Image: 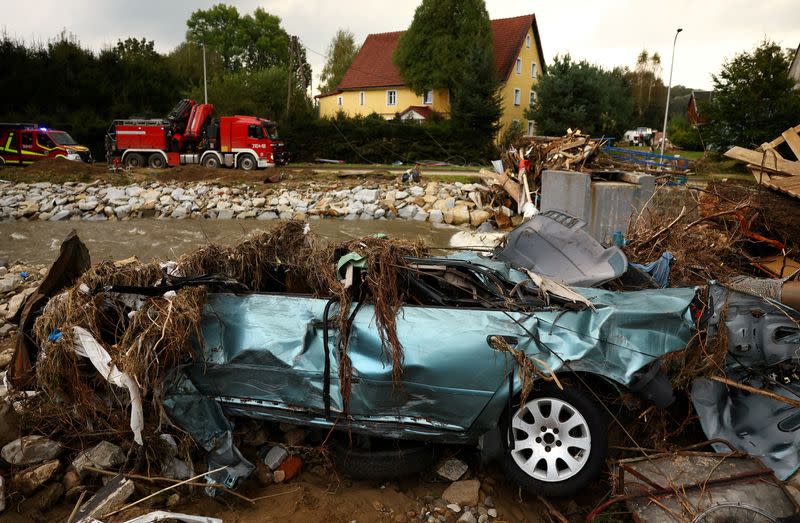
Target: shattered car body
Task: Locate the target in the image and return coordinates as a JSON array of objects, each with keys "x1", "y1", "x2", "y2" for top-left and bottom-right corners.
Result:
[
  {"x1": 693, "y1": 278, "x2": 800, "y2": 480},
  {"x1": 166, "y1": 252, "x2": 697, "y2": 493}
]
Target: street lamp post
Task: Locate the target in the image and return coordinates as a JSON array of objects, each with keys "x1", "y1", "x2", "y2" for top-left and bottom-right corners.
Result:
[
  {"x1": 659, "y1": 28, "x2": 683, "y2": 160},
  {"x1": 202, "y1": 43, "x2": 208, "y2": 104}
]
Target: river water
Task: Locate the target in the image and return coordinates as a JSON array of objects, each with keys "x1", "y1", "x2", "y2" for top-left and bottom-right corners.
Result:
[{"x1": 0, "y1": 219, "x2": 463, "y2": 266}]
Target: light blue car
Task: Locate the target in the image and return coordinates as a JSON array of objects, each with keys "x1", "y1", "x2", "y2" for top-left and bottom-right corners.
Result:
[{"x1": 166, "y1": 253, "x2": 697, "y2": 496}]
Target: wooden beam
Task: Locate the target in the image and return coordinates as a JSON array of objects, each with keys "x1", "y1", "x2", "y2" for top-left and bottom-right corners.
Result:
[
  {"x1": 761, "y1": 123, "x2": 800, "y2": 150},
  {"x1": 725, "y1": 146, "x2": 800, "y2": 176},
  {"x1": 782, "y1": 129, "x2": 800, "y2": 160}
]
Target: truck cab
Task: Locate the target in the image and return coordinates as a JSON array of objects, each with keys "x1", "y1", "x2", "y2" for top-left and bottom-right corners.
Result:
[
  {"x1": 0, "y1": 123, "x2": 92, "y2": 166},
  {"x1": 219, "y1": 116, "x2": 286, "y2": 169}
]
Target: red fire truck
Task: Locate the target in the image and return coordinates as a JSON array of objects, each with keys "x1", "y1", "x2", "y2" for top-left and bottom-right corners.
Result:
[
  {"x1": 0, "y1": 123, "x2": 92, "y2": 166},
  {"x1": 106, "y1": 99, "x2": 286, "y2": 170}
]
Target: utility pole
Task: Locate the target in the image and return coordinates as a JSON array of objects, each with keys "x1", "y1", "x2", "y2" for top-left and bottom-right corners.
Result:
[
  {"x1": 286, "y1": 36, "x2": 296, "y2": 120},
  {"x1": 202, "y1": 43, "x2": 208, "y2": 104},
  {"x1": 660, "y1": 28, "x2": 683, "y2": 160}
]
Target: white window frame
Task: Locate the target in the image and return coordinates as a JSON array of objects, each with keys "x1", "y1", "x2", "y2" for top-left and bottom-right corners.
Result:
[
  {"x1": 515, "y1": 58, "x2": 522, "y2": 75},
  {"x1": 423, "y1": 90, "x2": 433, "y2": 105},
  {"x1": 387, "y1": 90, "x2": 397, "y2": 106},
  {"x1": 526, "y1": 35, "x2": 531, "y2": 48},
  {"x1": 529, "y1": 90, "x2": 536, "y2": 107},
  {"x1": 359, "y1": 91, "x2": 365, "y2": 106},
  {"x1": 337, "y1": 96, "x2": 343, "y2": 107},
  {"x1": 513, "y1": 88, "x2": 521, "y2": 106},
  {"x1": 531, "y1": 62, "x2": 537, "y2": 78},
  {"x1": 527, "y1": 121, "x2": 535, "y2": 136}
]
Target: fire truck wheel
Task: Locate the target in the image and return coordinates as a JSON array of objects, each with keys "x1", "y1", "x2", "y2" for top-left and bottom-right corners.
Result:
[
  {"x1": 148, "y1": 154, "x2": 166, "y2": 169},
  {"x1": 238, "y1": 154, "x2": 257, "y2": 171},
  {"x1": 124, "y1": 153, "x2": 145, "y2": 169},
  {"x1": 202, "y1": 155, "x2": 220, "y2": 168}
]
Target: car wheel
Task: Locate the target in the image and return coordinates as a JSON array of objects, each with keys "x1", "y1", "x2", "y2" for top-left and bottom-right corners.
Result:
[
  {"x1": 330, "y1": 437, "x2": 436, "y2": 480},
  {"x1": 124, "y1": 153, "x2": 145, "y2": 169},
  {"x1": 502, "y1": 383, "x2": 607, "y2": 497},
  {"x1": 148, "y1": 153, "x2": 166, "y2": 169},
  {"x1": 238, "y1": 154, "x2": 257, "y2": 171},
  {"x1": 201, "y1": 154, "x2": 220, "y2": 168}
]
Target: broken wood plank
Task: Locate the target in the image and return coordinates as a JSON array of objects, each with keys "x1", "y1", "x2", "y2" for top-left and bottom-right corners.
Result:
[
  {"x1": 783, "y1": 129, "x2": 800, "y2": 160},
  {"x1": 478, "y1": 168, "x2": 522, "y2": 206},
  {"x1": 760, "y1": 123, "x2": 800, "y2": 150},
  {"x1": 725, "y1": 146, "x2": 800, "y2": 176}
]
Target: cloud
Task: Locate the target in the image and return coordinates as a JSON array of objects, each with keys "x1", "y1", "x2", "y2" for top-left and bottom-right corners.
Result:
[{"x1": 2, "y1": 0, "x2": 798, "y2": 91}]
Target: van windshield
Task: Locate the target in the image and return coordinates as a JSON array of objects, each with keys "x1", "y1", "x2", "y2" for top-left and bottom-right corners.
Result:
[{"x1": 49, "y1": 132, "x2": 79, "y2": 146}]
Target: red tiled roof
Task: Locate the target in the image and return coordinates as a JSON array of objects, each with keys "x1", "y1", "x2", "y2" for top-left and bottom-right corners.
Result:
[
  {"x1": 400, "y1": 106, "x2": 436, "y2": 119},
  {"x1": 335, "y1": 14, "x2": 544, "y2": 91}
]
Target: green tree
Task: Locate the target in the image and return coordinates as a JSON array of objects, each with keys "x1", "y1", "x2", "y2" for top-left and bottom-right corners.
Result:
[
  {"x1": 319, "y1": 29, "x2": 359, "y2": 93},
  {"x1": 707, "y1": 40, "x2": 800, "y2": 149},
  {"x1": 527, "y1": 54, "x2": 633, "y2": 137},
  {"x1": 449, "y1": 38, "x2": 503, "y2": 149},
  {"x1": 239, "y1": 8, "x2": 290, "y2": 69},
  {"x1": 394, "y1": 0, "x2": 501, "y2": 147},
  {"x1": 186, "y1": 4, "x2": 244, "y2": 70},
  {"x1": 393, "y1": 0, "x2": 495, "y2": 93},
  {"x1": 165, "y1": 41, "x2": 226, "y2": 90}
]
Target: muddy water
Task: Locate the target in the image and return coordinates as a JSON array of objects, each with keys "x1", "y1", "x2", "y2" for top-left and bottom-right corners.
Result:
[{"x1": 0, "y1": 219, "x2": 463, "y2": 266}]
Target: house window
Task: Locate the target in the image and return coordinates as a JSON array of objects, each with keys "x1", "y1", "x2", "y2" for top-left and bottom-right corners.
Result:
[
  {"x1": 337, "y1": 96, "x2": 343, "y2": 107},
  {"x1": 387, "y1": 90, "x2": 397, "y2": 106},
  {"x1": 531, "y1": 62, "x2": 537, "y2": 78},
  {"x1": 423, "y1": 90, "x2": 433, "y2": 105},
  {"x1": 526, "y1": 35, "x2": 531, "y2": 48},
  {"x1": 359, "y1": 92, "x2": 365, "y2": 106},
  {"x1": 513, "y1": 88, "x2": 521, "y2": 106},
  {"x1": 529, "y1": 91, "x2": 536, "y2": 107},
  {"x1": 516, "y1": 58, "x2": 521, "y2": 74},
  {"x1": 527, "y1": 121, "x2": 535, "y2": 136}
]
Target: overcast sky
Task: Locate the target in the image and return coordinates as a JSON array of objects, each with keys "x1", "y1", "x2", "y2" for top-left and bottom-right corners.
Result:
[{"x1": 3, "y1": 0, "x2": 798, "y2": 92}]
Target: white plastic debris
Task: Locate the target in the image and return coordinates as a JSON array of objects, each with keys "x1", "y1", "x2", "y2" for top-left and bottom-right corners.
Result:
[
  {"x1": 162, "y1": 290, "x2": 177, "y2": 300},
  {"x1": 159, "y1": 261, "x2": 183, "y2": 277},
  {"x1": 73, "y1": 327, "x2": 144, "y2": 445},
  {"x1": 120, "y1": 511, "x2": 223, "y2": 523}
]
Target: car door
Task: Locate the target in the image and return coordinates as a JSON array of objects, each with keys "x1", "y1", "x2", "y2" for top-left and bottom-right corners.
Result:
[
  {"x1": 188, "y1": 293, "x2": 344, "y2": 417},
  {"x1": 344, "y1": 303, "x2": 531, "y2": 433}
]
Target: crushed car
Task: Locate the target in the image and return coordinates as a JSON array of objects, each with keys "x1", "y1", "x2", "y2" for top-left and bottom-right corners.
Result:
[{"x1": 14, "y1": 222, "x2": 698, "y2": 498}]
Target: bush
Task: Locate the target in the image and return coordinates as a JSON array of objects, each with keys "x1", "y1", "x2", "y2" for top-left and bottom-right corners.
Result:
[
  {"x1": 280, "y1": 113, "x2": 494, "y2": 165},
  {"x1": 668, "y1": 116, "x2": 704, "y2": 151}
]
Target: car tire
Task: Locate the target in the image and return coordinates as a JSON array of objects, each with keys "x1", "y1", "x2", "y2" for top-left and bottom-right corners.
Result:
[
  {"x1": 148, "y1": 153, "x2": 166, "y2": 169},
  {"x1": 238, "y1": 154, "x2": 257, "y2": 171},
  {"x1": 201, "y1": 154, "x2": 220, "y2": 169},
  {"x1": 124, "y1": 153, "x2": 145, "y2": 169},
  {"x1": 330, "y1": 438, "x2": 436, "y2": 480},
  {"x1": 501, "y1": 383, "x2": 607, "y2": 497}
]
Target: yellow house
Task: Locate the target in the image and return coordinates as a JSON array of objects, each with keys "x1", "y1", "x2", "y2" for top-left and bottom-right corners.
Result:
[{"x1": 317, "y1": 14, "x2": 546, "y2": 136}]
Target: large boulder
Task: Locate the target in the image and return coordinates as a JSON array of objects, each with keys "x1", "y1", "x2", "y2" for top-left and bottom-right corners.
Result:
[{"x1": 442, "y1": 479, "x2": 481, "y2": 507}]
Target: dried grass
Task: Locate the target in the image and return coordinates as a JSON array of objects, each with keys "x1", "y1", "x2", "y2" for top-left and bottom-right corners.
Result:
[{"x1": 26, "y1": 221, "x2": 427, "y2": 446}]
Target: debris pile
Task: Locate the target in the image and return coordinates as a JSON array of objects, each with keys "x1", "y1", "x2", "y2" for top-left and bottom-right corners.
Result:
[
  {"x1": 480, "y1": 130, "x2": 603, "y2": 218},
  {"x1": 624, "y1": 180, "x2": 800, "y2": 286}
]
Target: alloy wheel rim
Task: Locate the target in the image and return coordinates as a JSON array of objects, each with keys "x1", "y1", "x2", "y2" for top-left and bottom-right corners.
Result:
[{"x1": 509, "y1": 397, "x2": 591, "y2": 482}]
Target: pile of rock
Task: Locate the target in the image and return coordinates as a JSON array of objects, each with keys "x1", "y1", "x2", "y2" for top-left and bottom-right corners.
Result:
[{"x1": 0, "y1": 180, "x2": 514, "y2": 227}]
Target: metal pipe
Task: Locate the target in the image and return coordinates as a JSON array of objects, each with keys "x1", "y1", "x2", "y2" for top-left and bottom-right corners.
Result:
[{"x1": 659, "y1": 28, "x2": 683, "y2": 160}]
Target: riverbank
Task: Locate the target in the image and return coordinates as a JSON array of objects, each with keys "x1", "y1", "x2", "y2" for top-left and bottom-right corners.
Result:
[{"x1": 0, "y1": 178, "x2": 510, "y2": 227}]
